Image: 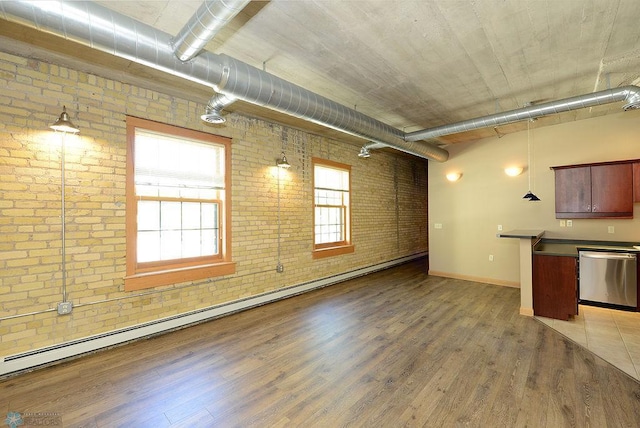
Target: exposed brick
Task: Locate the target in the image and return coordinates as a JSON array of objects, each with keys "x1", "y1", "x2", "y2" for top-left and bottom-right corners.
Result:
[{"x1": 0, "y1": 50, "x2": 428, "y2": 357}]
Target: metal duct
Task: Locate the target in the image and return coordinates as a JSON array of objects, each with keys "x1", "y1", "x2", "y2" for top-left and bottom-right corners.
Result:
[
  {"x1": 201, "y1": 92, "x2": 236, "y2": 123},
  {"x1": 172, "y1": 0, "x2": 251, "y2": 62},
  {"x1": 405, "y1": 86, "x2": 640, "y2": 142},
  {"x1": 0, "y1": 0, "x2": 449, "y2": 162},
  {"x1": 216, "y1": 54, "x2": 450, "y2": 160}
]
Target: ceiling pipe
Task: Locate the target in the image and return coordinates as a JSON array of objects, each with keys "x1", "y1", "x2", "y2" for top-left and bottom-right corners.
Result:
[
  {"x1": 172, "y1": 0, "x2": 251, "y2": 62},
  {"x1": 0, "y1": 0, "x2": 448, "y2": 162},
  {"x1": 173, "y1": 0, "x2": 250, "y2": 123},
  {"x1": 405, "y1": 85, "x2": 640, "y2": 142}
]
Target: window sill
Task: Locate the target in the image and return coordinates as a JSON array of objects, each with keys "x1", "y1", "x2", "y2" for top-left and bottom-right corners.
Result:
[
  {"x1": 125, "y1": 262, "x2": 236, "y2": 291},
  {"x1": 312, "y1": 244, "x2": 355, "y2": 259}
]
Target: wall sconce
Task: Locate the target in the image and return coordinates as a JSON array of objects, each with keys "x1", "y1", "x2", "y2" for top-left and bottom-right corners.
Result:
[
  {"x1": 50, "y1": 106, "x2": 79, "y2": 133},
  {"x1": 50, "y1": 105, "x2": 79, "y2": 315},
  {"x1": 504, "y1": 166, "x2": 523, "y2": 177},
  {"x1": 276, "y1": 152, "x2": 290, "y2": 168},
  {"x1": 446, "y1": 172, "x2": 462, "y2": 182}
]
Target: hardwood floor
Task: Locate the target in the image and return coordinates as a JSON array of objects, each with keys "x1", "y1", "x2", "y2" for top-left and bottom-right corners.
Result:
[{"x1": 2, "y1": 259, "x2": 640, "y2": 427}]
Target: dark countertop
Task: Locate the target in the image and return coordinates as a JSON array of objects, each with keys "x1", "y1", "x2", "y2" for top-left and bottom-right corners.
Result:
[
  {"x1": 497, "y1": 229, "x2": 545, "y2": 239},
  {"x1": 534, "y1": 239, "x2": 640, "y2": 257}
]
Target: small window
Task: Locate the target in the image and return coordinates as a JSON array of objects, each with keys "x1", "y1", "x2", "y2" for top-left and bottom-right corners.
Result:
[
  {"x1": 125, "y1": 117, "x2": 235, "y2": 290},
  {"x1": 312, "y1": 158, "x2": 354, "y2": 259}
]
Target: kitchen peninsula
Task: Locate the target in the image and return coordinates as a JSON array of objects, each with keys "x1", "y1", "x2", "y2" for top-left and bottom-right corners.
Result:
[
  {"x1": 497, "y1": 229, "x2": 545, "y2": 317},
  {"x1": 500, "y1": 230, "x2": 640, "y2": 320}
]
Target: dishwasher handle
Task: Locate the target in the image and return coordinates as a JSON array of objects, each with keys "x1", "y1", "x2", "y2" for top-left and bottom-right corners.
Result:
[{"x1": 579, "y1": 252, "x2": 636, "y2": 260}]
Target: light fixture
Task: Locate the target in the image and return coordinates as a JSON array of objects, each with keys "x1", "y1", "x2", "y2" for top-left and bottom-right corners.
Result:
[
  {"x1": 446, "y1": 172, "x2": 462, "y2": 182},
  {"x1": 50, "y1": 106, "x2": 79, "y2": 133},
  {"x1": 276, "y1": 152, "x2": 290, "y2": 168},
  {"x1": 522, "y1": 116, "x2": 540, "y2": 201},
  {"x1": 358, "y1": 145, "x2": 371, "y2": 158},
  {"x1": 50, "y1": 106, "x2": 79, "y2": 315},
  {"x1": 504, "y1": 166, "x2": 523, "y2": 177},
  {"x1": 275, "y1": 150, "x2": 288, "y2": 273}
]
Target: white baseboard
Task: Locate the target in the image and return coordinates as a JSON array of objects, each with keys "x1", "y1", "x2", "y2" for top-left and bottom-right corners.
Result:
[{"x1": 1, "y1": 253, "x2": 426, "y2": 377}]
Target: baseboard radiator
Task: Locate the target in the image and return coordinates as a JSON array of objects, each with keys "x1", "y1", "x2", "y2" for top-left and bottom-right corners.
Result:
[{"x1": 1, "y1": 253, "x2": 426, "y2": 377}]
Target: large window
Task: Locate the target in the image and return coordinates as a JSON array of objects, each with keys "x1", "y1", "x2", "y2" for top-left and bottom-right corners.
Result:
[
  {"x1": 125, "y1": 117, "x2": 234, "y2": 290},
  {"x1": 312, "y1": 158, "x2": 354, "y2": 259}
]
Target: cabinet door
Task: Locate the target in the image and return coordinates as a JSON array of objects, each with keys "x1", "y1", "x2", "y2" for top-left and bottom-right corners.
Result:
[
  {"x1": 591, "y1": 163, "x2": 633, "y2": 216},
  {"x1": 532, "y1": 255, "x2": 578, "y2": 320},
  {"x1": 633, "y1": 163, "x2": 640, "y2": 203},
  {"x1": 554, "y1": 167, "x2": 591, "y2": 215}
]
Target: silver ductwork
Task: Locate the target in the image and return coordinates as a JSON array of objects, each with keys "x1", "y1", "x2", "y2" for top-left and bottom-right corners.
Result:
[
  {"x1": 172, "y1": 0, "x2": 251, "y2": 62},
  {"x1": 201, "y1": 92, "x2": 236, "y2": 123},
  {"x1": 0, "y1": 0, "x2": 449, "y2": 162},
  {"x1": 405, "y1": 85, "x2": 640, "y2": 142}
]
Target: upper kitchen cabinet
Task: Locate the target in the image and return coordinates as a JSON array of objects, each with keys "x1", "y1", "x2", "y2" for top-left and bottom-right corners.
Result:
[
  {"x1": 552, "y1": 160, "x2": 635, "y2": 219},
  {"x1": 634, "y1": 162, "x2": 640, "y2": 203}
]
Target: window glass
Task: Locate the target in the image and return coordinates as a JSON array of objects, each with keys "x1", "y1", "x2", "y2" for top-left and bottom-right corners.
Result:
[{"x1": 313, "y1": 159, "x2": 353, "y2": 257}]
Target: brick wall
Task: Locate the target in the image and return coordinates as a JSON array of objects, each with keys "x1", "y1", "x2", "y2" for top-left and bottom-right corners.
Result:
[{"x1": 0, "y1": 50, "x2": 428, "y2": 356}]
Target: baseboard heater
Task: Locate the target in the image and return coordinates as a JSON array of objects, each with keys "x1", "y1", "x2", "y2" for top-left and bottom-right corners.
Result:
[{"x1": 1, "y1": 253, "x2": 426, "y2": 377}]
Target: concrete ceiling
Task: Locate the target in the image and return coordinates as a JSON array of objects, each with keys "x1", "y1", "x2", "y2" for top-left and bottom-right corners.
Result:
[{"x1": 2, "y1": 0, "x2": 640, "y2": 148}]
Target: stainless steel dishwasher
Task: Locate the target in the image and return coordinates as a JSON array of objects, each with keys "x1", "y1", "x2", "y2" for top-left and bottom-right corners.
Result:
[{"x1": 579, "y1": 251, "x2": 637, "y2": 309}]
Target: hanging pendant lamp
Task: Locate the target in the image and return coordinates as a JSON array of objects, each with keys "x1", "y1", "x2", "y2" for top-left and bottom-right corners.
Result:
[{"x1": 522, "y1": 117, "x2": 540, "y2": 201}]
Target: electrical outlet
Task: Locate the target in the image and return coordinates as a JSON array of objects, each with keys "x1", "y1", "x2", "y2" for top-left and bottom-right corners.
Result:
[
  {"x1": 497, "y1": 225, "x2": 503, "y2": 231},
  {"x1": 608, "y1": 226, "x2": 615, "y2": 234},
  {"x1": 566, "y1": 220, "x2": 573, "y2": 227},
  {"x1": 489, "y1": 254, "x2": 494, "y2": 262},
  {"x1": 560, "y1": 220, "x2": 566, "y2": 227},
  {"x1": 434, "y1": 223, "x2": 443, "y2": 229},
  {"x1": 57, "y1": 301, "x2": 73, "y2": 315},
  {"x1": 276, "y1": 263, "x2": 284, "y2": 273}
]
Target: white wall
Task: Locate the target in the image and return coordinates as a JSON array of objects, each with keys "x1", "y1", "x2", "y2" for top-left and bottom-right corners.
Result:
[{"x1": 428, "y1": 109, "x2": 640, "y2": 286}]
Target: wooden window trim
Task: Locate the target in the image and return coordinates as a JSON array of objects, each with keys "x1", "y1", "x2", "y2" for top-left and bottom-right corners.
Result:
[
  {"x1": 124, "y1": 116, "x2": 235, "y2": 290},
  {"x1": 312, "y1": 157, "x2": 354, "y2": 259}
]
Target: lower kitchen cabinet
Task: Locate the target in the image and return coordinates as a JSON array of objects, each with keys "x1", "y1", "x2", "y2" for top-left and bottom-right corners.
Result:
[{"x1": 532, "y1": 254, "x2": 578, "y2": 320}]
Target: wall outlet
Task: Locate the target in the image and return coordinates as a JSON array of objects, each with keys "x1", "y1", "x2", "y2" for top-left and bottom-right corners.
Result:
[
  {"x1": 434, "y1": 223, "x2": 443, "y2": 229},
  {"x1": 57, "y1": 301, "x2": 73, "y2": 315},
  {"x1": 489, "y1": 254, "x2": 494, "y2": 262},
  {"x1": 608, "y1": 226, "x2": 615, "y2": 234},
  {"x1": 559, "y1": 220, "x2": 566, "y2": 227},
  {"x1": 497, "y1": 225, "x2": 503, "y2": 231},
  {"x1": 566, "y1": 220, "x2": 573, "y2": 227}
]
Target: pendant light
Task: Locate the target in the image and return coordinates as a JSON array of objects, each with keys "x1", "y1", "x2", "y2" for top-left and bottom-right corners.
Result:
[{"x1": 522, "y1": 116, "x2": 540, "y2": 201}]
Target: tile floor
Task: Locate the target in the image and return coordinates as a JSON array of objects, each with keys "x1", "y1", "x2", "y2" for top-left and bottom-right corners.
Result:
[{"x1": 536, "y1": 305, "x2": 640, "y2": 380}]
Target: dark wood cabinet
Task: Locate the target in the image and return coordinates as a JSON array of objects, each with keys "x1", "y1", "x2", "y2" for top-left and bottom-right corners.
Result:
[
  {"x1": 633, "y1": 162, "x2": 640, "y2": 203},
  {"x1": 552, "y1": 161, "x2": 634, "y2": 219},
  {"x1": 532, "y1": 254, "x2": 578, "y2": 320},
  {"x1": 554, "y1": 166, "x2": 591, "y2": 214}
]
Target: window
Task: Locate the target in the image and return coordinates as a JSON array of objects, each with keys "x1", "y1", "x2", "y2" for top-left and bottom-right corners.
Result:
[
  {"x1": 125, "y1": 117, "x2": 234, "y2": 290},
  {"x1": 312, "y1": 158, "x2": 354, "y2": 259}
]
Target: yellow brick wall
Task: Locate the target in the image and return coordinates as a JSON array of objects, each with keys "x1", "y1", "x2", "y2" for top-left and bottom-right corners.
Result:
[{"x1": 0, "y1": 50, "x2": 428, "y2": 356}]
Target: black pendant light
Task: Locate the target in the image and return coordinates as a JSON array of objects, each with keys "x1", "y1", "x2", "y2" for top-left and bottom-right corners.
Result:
[{"x1": 523, "y1": 116, "x2": 540, "y2": 201}]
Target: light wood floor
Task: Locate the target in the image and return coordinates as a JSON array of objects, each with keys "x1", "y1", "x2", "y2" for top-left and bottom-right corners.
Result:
[{"x1": 2, "y1": 259, "x2": 640, "y2": 427}]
